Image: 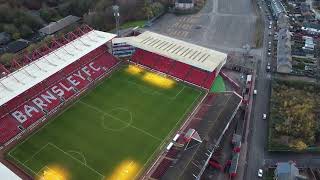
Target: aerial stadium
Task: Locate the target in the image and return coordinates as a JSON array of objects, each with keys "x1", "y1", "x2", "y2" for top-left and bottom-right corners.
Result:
[{"x1": 0, "y1": 25, "x2": 242, "y2": 180}]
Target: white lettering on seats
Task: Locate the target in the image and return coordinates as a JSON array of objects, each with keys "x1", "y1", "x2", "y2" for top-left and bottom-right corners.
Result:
[
  {"x1": 41, "y1": 90, "x2": 57, "y2": 104},
  {"x1": 73, "y1": 70, "x2": 86, "y2": 80},
  {"x1": 82, "y1": 66, "x2": 91, "y2": 76},
  {"x1": 60, "y1": 81, "x2": 74, "y2": 92},
  {"x1": 32, "y1": 98, "x2": 47, "y2": 110},
  {"x1": 11, "y1": 111, "x2": 27, "y2": 123},
  {"x1": 67, "y1": 75, "x2": 80, "y2": 86},
  {"x1": 24, "y1": 104, "x2": 39, "y2": 117},
  {"x1": 51, "y1": 85, "x2": 64, "y2": 97},
  {"x1": 89, "y1": 62, "x2": 101, "y2": 71}
]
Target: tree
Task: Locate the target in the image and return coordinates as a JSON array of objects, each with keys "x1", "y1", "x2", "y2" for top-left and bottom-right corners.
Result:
[
  {"x1": 40, "y1": 7, "x2": 60, "y2": 22},
  {"x1": 20, "y1": 25, "x2": 33, "y2": 38},
  {"x1": 3, "y1": 24, "x2": 19, "y2": 35},
  {"x1": 12, "y1": 32, "x2": 20, "y2": 40},
  {"x1": 151, "y1": 2, "x2": 164, "y2": 17},
  {"x1": 69, "y1": 0, "x2": 93, "y2": 17},
  {"x1": 0, "y1": 53, "x2": 14, "y2": 65},
  {"x1": 289, "y1": 139, "x2": 308, "y2": 151},
  {"x1": 143, "y1": 0, "x2": 154, "y2": 20}
]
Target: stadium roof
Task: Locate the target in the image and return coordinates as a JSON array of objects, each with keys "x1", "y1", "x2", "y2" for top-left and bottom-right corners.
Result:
[
  {"x1": 122, "y1": 31, "x2": 227, "y2": 72},
  {"x1": 0, "y1": 162, "x2": 21, "y2": 180},
  {"x1": 0, "y1": 30, "x2": 116, "y2": 107}
]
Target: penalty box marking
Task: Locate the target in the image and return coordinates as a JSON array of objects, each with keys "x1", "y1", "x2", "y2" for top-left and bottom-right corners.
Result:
[
  {"x1": 25, "y1": 142, "x2": 105, "y2": 179},
  {"x1": 17, "y1": 142, "x2": 103, "y2": 179},
  {"x1": 48, "y1": 143, "x2": 104, "y2": 179}
]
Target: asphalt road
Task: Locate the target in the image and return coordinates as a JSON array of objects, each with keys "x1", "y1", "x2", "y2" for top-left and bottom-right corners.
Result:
[
  {"x1": 244, "y1": 0, "x2": 273, "y2": 179},
  {"x1": 147, "y1": 0, "x2": 257, "y2": 53}
]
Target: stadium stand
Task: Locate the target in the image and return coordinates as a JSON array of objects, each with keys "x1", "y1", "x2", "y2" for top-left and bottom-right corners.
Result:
[
  {"x1": 185, "y1": 68, "x2": 209, "y2": 87},
  {"x1": 0, "y1": 115, "x2": 20, "y2": 144},
  {"x1": 49, "y1": 79, "x2": 76, "y2": 100},
  {"x1": 131, "y1": 48, "x2": 220, "y2": 89},
  {"x1": 152, "y1": 55, "x2": 174, "y2": 74},
  {"x1": 166, "y1": 148, "x2": 180, "y2": 159},
  {"x1": 117, "y1": 31, "x2": 228, "y2": 89},
  {"x1": 151, "y1": 159, "x2": 173, "y2": 179},
  {"x1": 14, "y1": 102, "x2": 45, "y2": 128},
  {"x1": 168, "y1": 61, "x2": 192, "y2": 80},
  {"x1": 203, "y1": 72, "x2": 217, "y2": 89},
  {"x1": 0, "y1": 25, "x2": 119, "y2": 146}
]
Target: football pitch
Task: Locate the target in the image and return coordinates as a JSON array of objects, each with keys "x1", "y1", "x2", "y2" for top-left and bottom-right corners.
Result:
[{"x1": 7, "y1": 65, "x2": 204, "y2": 180}]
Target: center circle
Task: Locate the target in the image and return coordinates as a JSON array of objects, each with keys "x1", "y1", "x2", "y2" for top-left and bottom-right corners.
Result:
[{"x1": 101, "y1": 108, "x2": 133, "y2": 131}]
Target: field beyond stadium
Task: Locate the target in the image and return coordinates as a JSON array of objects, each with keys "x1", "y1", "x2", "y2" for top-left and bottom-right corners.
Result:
[{"x1": 6, "y1": 65, "x2": 203, "y2": 180}]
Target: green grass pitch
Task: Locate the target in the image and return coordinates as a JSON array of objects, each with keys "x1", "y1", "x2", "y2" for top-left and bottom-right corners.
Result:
[{"x1": 7, "y1": 65, "x2": 203, "y2": 180}]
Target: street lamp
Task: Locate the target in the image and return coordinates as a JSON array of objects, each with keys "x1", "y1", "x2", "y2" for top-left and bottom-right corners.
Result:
[{"x1": 112, "y1": 5, "x2": 120, "y2": 36}]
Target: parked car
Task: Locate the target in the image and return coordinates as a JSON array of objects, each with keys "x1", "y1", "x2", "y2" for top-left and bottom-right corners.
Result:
[
  {"x1": 263, "y1": 113, "x2": 267, "y2": 120},
  {"x1": 266, "y1": 62, "x2": 271, "y2": 71},
  {"x1": 258, "y1": 169, "x2": 263, "y2": 178}
]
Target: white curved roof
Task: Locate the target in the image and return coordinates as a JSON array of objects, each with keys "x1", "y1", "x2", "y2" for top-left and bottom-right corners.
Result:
[
  {"x1": 0, "y1": 30, "x2": 116, "y2": 107},
  {"x1": 121, "y1": 31, "x2": 227, "y2": 72}
]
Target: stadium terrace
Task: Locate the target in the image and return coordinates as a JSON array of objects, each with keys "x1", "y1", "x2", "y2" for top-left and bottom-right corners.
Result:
[{"x1": 0, "y1": 26, "x2": 231, "y2": 180}]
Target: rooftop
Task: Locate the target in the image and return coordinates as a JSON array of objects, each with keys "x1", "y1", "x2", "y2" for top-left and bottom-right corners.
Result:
[
  {"x1": 0, "y1": 30, "x2": 116, "y2": 107},
  {"x1": 39, "y1": 15, "x2": 80, "y2": 35},
  {"x1": 121, "y1": 31, "x2": 227, "y2": 72}
]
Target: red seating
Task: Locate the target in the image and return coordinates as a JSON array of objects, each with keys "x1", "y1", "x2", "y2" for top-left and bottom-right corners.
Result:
[
  {"x1": 103, "y1": 52, "x2": 118, "y2": 68},
  {"x1": 139, "y1": 52, "x2": 157, "y2": 68},
  {"x1": 131, "y1": 49, "x2": 143, "y2": 63},
  {"x1": 0, "y1": 115, "x2": 20, "y2": 144},
  {"x1": 166, "y1": 148, "x2": 179, "y2": 158},
  {"x1": 168, "y1": 61, "x2": 191, "y2": 80},
  {"x1": 185, "y1": 68, "x2": 209, "y2": 86},
  {"x1": 203, "y1": 72, "x2": 216, "y2": 89},
  {"x1": 45, "y1": 73, "x2": 64, "y2": 87},
  {"x1": 0, "y1": 107, "x2": 8, "y2": 118},
  {"x1": 89, "y1": 54, "x2": 111, "y2": 80},
  {"x1": 203, "y1": 94, "x2": 216, "y2": 105},
  {"x1": 63, "y1": 62, "x2": 81, "y2": 75},
  {"x1": 153, "y1": 56, "x2": 174, "y2": 73},
  {"x1": 151, "y1": 159, "x2": 172, "y2": 179}
]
